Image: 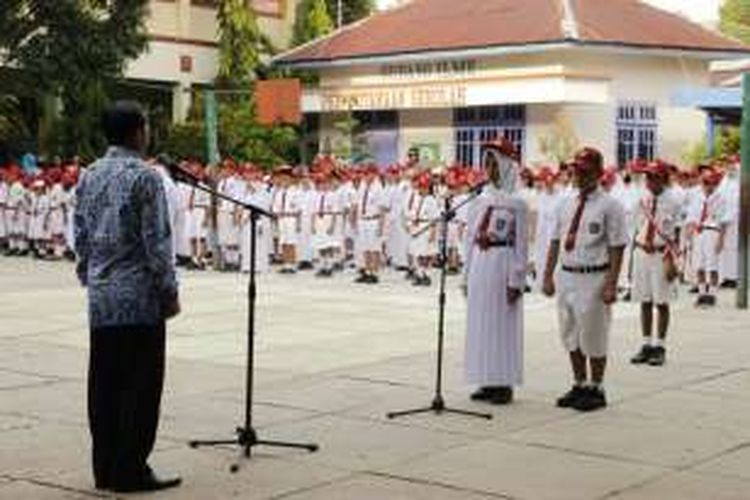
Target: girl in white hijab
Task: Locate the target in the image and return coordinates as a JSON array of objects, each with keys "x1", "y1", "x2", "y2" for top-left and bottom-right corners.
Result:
[{"x1": 463, "y1": 138, "x2": 529, "y2": 405}]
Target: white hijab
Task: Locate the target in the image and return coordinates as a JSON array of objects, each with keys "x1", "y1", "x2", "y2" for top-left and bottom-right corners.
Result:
[{"x1": 483, "y1": 149, "x2": 519, "y2": 195}]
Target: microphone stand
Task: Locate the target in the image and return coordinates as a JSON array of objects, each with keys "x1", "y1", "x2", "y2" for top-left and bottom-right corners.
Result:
[
  {"x1": 179, "y1": 174, "x2": 319, "y2": 472},
  {"x1": 387, "y1": 187, "x2": 492, "y2": 420}
]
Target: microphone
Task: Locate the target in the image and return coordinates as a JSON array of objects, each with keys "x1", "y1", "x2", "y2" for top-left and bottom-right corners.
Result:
[{"x1": 157, "y1": 154, "x2": 201, "y2": 185}]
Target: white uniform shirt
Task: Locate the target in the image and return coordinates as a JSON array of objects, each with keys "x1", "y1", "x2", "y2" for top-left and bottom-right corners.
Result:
[
  {"x1": 272, "y1": 186, "x2": 302, "y2": 217},
  {"x1": 687, "y1": 189, "x2": 730, "y2": 230},
  {"x1": 357, "y1": 180, "x2": 387, "y2": 219},
  {"x1": 633, "y1": 188, "x2": 681, "y2": 248},
  {"x1": 554, "y1": 188, "x2": 628, "y2": 268}
]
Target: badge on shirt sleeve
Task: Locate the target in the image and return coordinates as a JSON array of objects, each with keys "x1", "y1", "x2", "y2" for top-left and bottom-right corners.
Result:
[{"x1": 588, "y1": 222, "x2": 602, "y2": 235}]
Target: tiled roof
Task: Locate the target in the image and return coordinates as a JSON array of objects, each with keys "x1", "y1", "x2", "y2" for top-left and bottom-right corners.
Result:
[{"x1": 276, "y1": 0, "x2": 749, "y2": 67}]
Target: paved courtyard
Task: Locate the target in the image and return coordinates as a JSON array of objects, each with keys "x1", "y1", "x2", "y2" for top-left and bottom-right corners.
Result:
[{"x1": 1, "y1": 257, "x2": 749, "y2": 499}]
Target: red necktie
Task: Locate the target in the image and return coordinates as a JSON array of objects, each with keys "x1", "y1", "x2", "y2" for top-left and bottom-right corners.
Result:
[
  {"x1": 361, "y1": 185, "x2": 370, "y2": 216},
  {"x1": 318, "y1": 193, "x2": 326, "y2": 215},
  {"x1": 564, "y1": 192, "x2": 589, "y2": 252},
  {"x1": 644, "y1": 197, "x2": 657, "y2": 251},
  {"x1": 414, "y1": 195, "x2": 425, "y2": 224},
  {"x1": 475, "y1": 206, "x2": 494, "y2": 250},
  {"x1": 281, "y1": 191, "x2": 287, "y2": 214},
  {"x1": 698, "y1": 198, "x2": 708, "y2": 233}
]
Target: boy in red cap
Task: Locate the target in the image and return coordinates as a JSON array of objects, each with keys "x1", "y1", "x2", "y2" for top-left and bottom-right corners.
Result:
[
  {"x1": 272, "y1": 166, "x2": 302, "y2": 274},
  {"x1": 543, "y1": 147, "x2": 628, "y2": 412},
  {"x1": 689, "y1": 167, "x2": 730, "y2": 306},
  {"x1": 354, "y1": 165, "x2": 387, "y2": 284},
  {"x1": 629, "y1": 161, "x2": 682, "y2": 366},
  {"x1": 406, "y1": 170, "x2": 439, "y2": 286}
]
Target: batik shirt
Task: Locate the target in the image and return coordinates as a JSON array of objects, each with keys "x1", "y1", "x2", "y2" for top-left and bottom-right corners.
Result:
[{"x1": 74, "y1": 147, "x2": 177, "y2": 328}]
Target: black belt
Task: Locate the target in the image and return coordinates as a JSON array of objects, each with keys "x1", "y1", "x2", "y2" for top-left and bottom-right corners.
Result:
[
  {"x1": 486, "y1": 240, "x2": 513, "y2": 248},
  {"x1": 562, "y1": 264, "x2": 608, "y2": 274},
  {"x1": 362, "y1": 215, "x2": 380, "y2": 220},
  {"x1": 699, "y1": 226, "x2": 720, "y2": 232},
  {"x1": 635, "y1": 242, "x2": 667, "y2": 254}
]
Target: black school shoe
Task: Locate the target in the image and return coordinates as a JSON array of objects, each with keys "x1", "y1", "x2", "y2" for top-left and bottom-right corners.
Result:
[
  {"x1": 572, "y1": 386, "x2": 607, "y2": 412},
  {"x1": 470, "y1": 387, "x2": 494, "y2": 401},
  {"x1": 630, "y1": 345, "x2": 654, "y2": 364},
  {"x1": 648, "y1": 346, "x2": 666, "y2": 366},
  {"x1": 489, "y1": 387, "x2": 513, "y2": 405},
  {"x1": 108, "y1": 467, "x2": 182, "y2": 493},
  {"x1": 556, "y1": 386, "x2": 587, "y2": 408}
]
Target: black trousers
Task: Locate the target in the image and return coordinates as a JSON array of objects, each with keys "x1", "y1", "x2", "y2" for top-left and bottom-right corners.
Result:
[{"x1": 88, "y1": 322, "x2": 165, "y2": 486}]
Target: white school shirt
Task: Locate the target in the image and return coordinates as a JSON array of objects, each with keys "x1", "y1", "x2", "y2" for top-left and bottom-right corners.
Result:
[{"x1": 554, "y1": 187, "x2": 628, "y2": 268}]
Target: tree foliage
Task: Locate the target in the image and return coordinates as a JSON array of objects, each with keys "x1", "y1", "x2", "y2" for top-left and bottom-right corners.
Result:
[
  {"x1": 167, "y1": 0, "x2": 299, "y2": 168},
  {"x1": 719, "y1": 0, "x2": 750, "y2": 45},
  {"x1": 0, "y1": 0, "x2": 149, "y2": 158},
  {"x1": 216, "y1": 0, "x2": 274, "y2": 86},
  {"x1": 293, "y1": 0, "x2": 334, "y2": 47},
  {"x1": 324, "y1": 0, "x2": 374, "y2": 27}
]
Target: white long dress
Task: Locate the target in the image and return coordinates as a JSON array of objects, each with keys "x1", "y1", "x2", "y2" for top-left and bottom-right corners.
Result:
[{"x1": 464, "y1": 186, "x2": 528, "y2": 387}]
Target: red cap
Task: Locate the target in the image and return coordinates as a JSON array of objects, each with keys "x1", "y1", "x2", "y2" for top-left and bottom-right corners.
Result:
[
  {"x1": 481, "y1": 137, "x2": 520, "y2": 162},
  {"x1": 645, "y1": 160, "x2": 671, "y2": 179},
  {"x1": 570, "y1": 147, "x2": 604, "y2": 174},
  {"x1": 534, "y1": 166, "x2": 557, "y2": 184}
]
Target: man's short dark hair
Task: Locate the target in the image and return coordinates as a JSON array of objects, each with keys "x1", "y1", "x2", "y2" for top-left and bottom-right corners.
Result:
[{"x1": 102, "y1": 101, "x2": 147, "y2": 146}]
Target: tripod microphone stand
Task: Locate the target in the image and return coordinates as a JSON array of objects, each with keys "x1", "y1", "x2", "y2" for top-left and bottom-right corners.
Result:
[
  {"x1": 180, "y1": 175, "x2": 318, "y2": 472},
  {"x1": 387, "y1": 190, "x2": 492, "y2": 420}
]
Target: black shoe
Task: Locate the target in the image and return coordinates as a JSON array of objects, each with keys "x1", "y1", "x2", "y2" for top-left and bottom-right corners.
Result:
[
  {"x1": 111, "y1": 468, "x2": 182, "y2": 493},
  {"x1": 572, "y1": 386, "x2": 607, "y2": 412},
  {"x1": 705, "y1": 295, "x2": 717, "y2": 307},
  {"x1": 470, "y1": 387, "x2": 494, "y2": 401},
  {"x1": 405, "y1": 269, "x2": 415, "y2": 280},
  {"x1": 298, "y1": 261, "x2": 314, "y2": 270},
  {"x1": 720, "y1": 279, "x2": 737, "y2": 289},
  {"x1": 556, "y1": 385, "x2": 587, "y2": 408},
  {"x1": 621, "y1": 291, "x2": 632, "y2": 302},
  {"x1": 630, "y1": 344, "x2": 654, "y2": 365},
  {"x1": 354, "y1": 272, "x2": 368, "y2": 283},
  {"x1": 489, "y1": 386, "x2": 514, "y2": 405},
  {"x1": 689, "y1": 286, "x2": 699, "y2": 294},
  {"x1": 422, "y1": 276, "x2": 432, "y2": 286},
  {"x1": 695, "y1": 295, "x2": 707, "y2": 307},
  {"x1": 648, "y1": 346, "x2": 666, "y2": 366},
  {"x1": 367, "y1": 274, "x2": 379, "y2": 284}
]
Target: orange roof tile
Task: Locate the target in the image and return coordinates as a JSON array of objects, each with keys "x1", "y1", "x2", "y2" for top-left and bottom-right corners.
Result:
[{"x1": 276, "y1": 0, "x2": 749, "y2": 67}]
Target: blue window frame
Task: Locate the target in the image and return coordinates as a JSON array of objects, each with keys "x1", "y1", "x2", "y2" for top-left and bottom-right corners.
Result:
[
  {"x1": 617, "y1": 102, "x2": 657, "y2": 167},
  {"x1": 453, "y1": 105, "x2": 525, "y2": 167}
]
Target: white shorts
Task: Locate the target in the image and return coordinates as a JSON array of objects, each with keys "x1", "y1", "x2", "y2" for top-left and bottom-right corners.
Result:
[
  {"x1": 188, "y1": 208, "x2": 208, "y2": 240},
  {"x1": 358, "y1": 219, "x2": 382, "y2": 253},
  {"x1": 694, "y1": 230, "x2": 720, "y2": 273},
  {"x1": 632, "y1": 249, "x2": 677, "y2": 304},
  {"x1": 278, "y1": 216, "x2": 299, "y2": 246},
  {"x1": 557, "y1": 271, "x2": 611, "y2": 358},
  {"x1": 217, "y1": 211, "x2": 239, "y2": 246},
  {"x1": 409, "y1": 231, "x2": 436, "y2": 258},
  {"x1": 313, "y1": 216, "x2": 342, "y2": 251}
]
